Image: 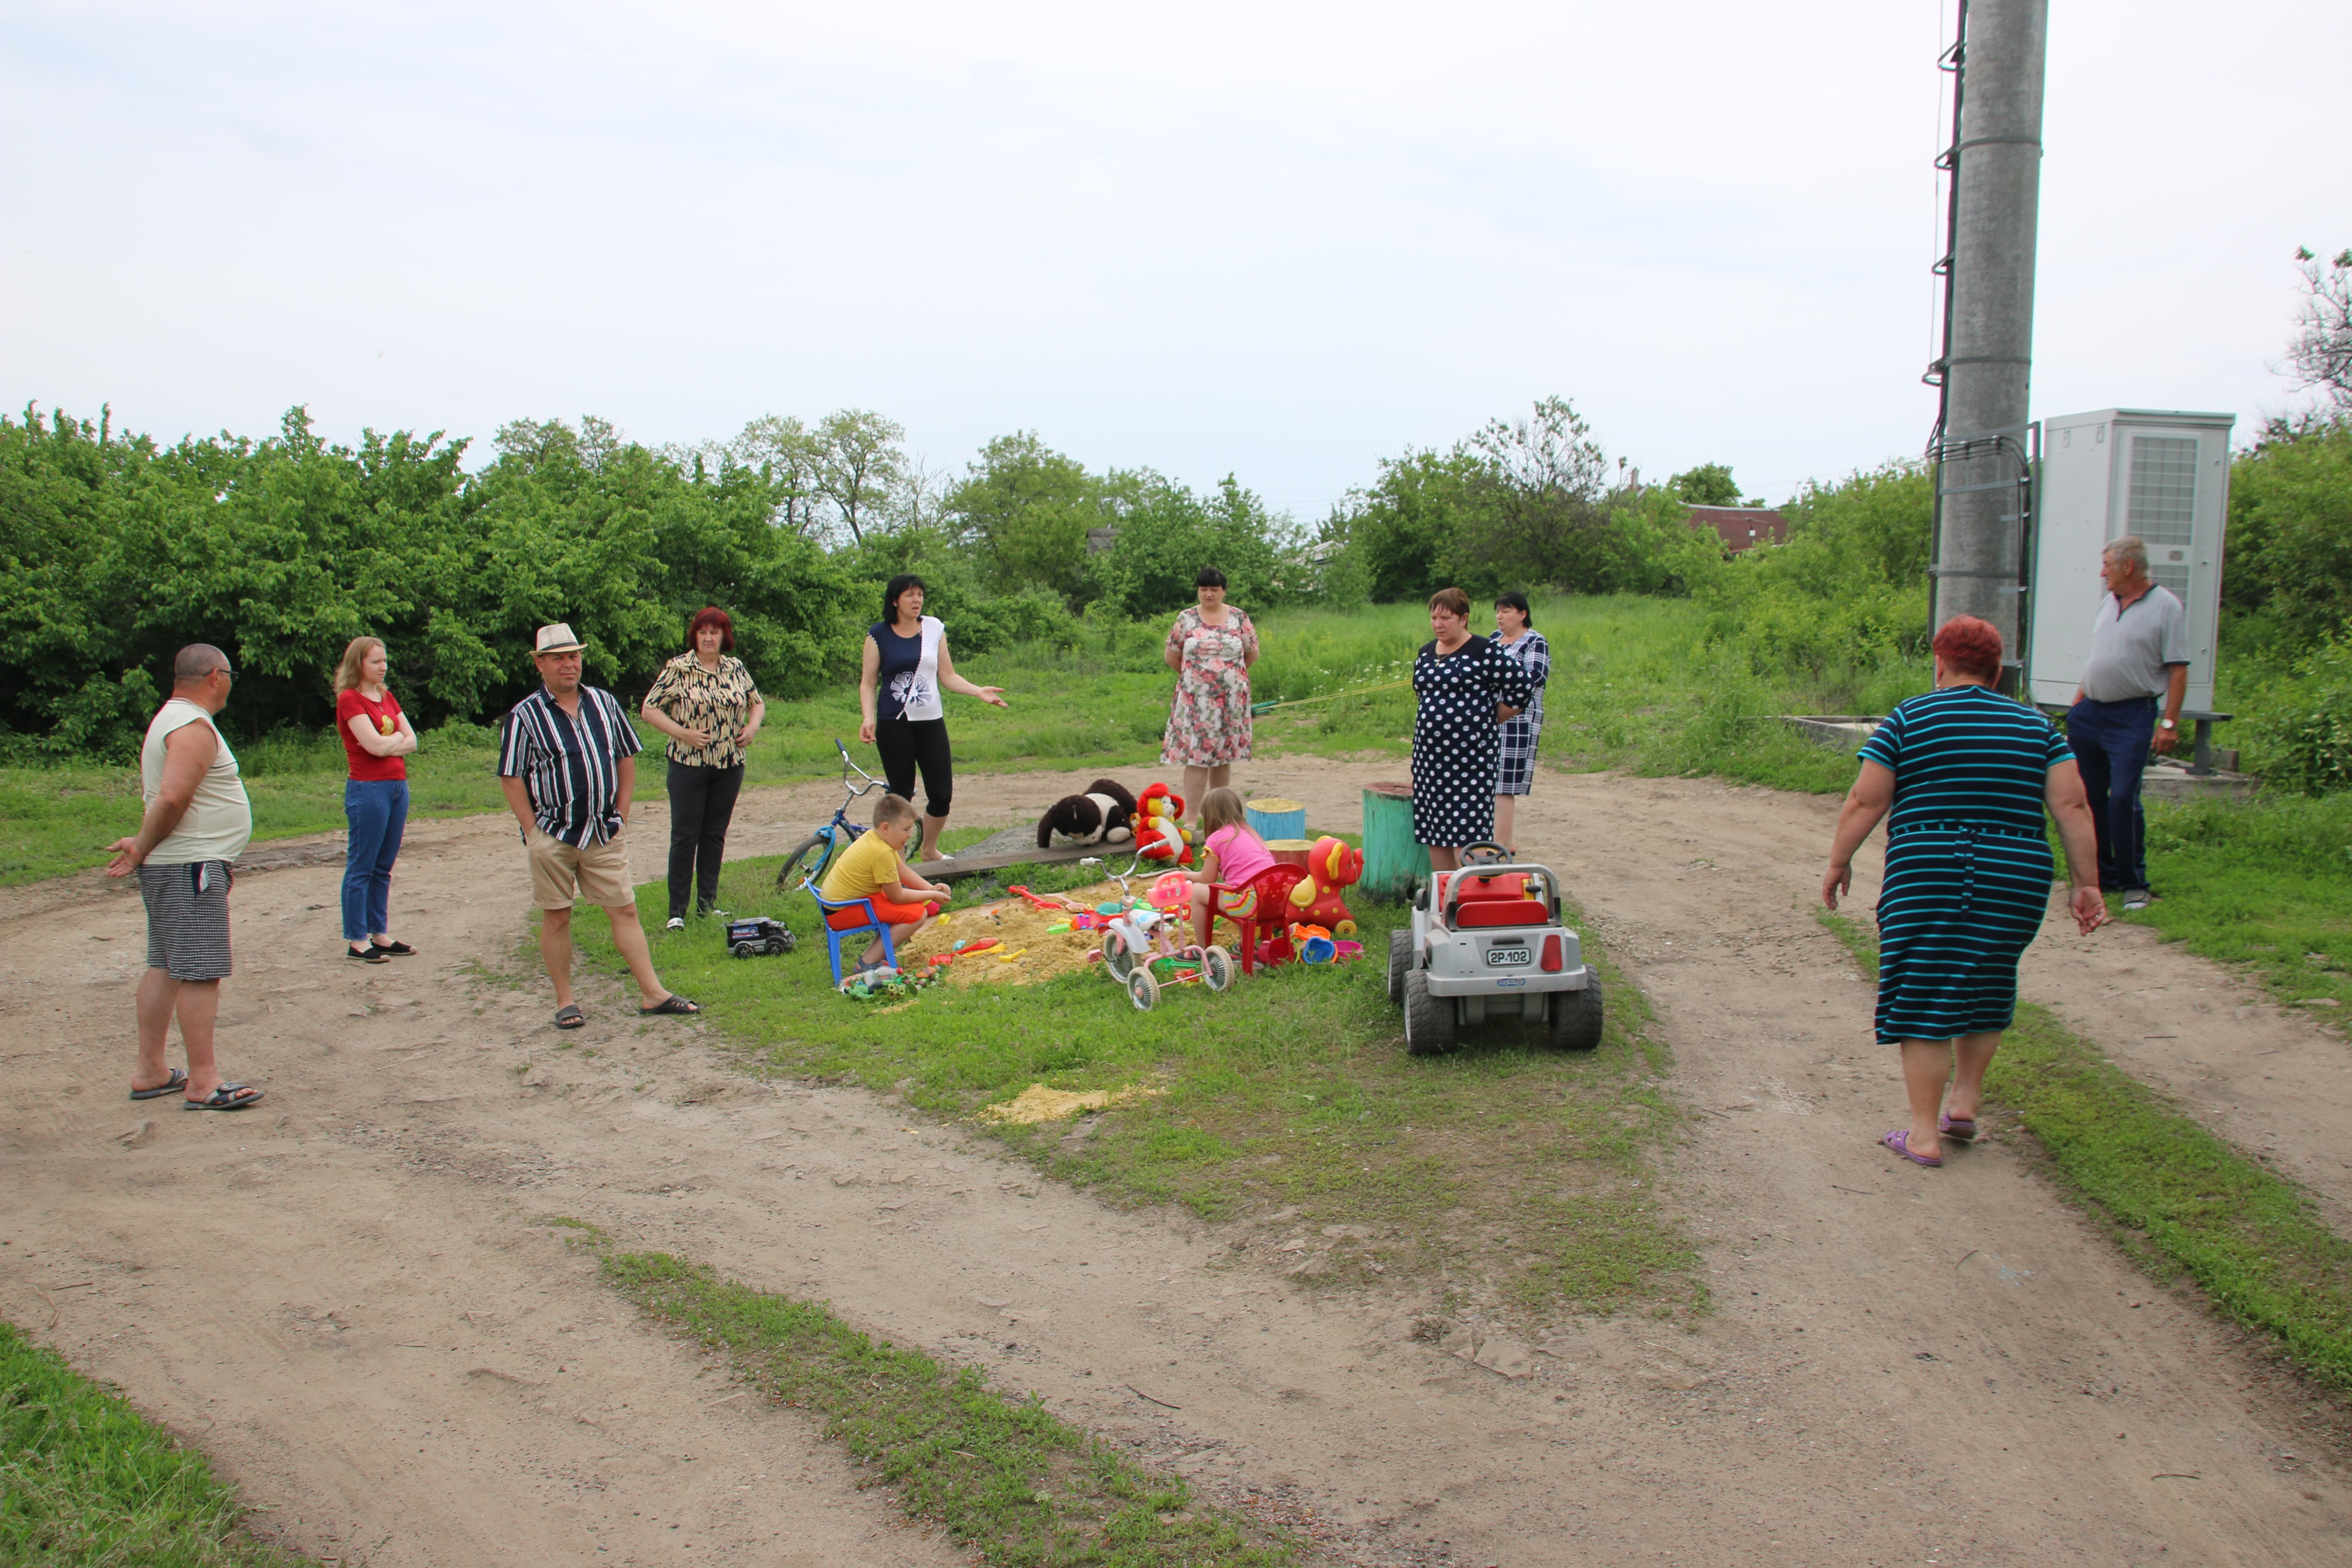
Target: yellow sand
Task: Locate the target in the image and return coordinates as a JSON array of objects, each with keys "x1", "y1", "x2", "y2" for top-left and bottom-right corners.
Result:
[
  {"x1": 977, "y1": 1081, "x2": 1169, "y2": 1125},
  {"x1": 897, "y1": 881, "x2": 1157, "y2": 990}
]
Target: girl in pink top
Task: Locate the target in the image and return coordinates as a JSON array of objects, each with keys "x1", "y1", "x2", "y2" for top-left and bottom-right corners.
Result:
[{"x1": 1186, "y1": 787, "x2": 1275, "y2": 945}]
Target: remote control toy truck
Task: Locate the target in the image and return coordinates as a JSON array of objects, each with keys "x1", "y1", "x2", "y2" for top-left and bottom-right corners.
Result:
[
  {"x1": 1387, "y1": 847, "x2": 1602, "y2": 1055},
  {"x1": 725, "y1": 916, "x2": 797, "y2": 959}
]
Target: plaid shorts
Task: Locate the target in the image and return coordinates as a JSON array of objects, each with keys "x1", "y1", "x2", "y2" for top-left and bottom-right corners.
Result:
[
  {"x1": 1496, "y1": 717, "x2": 1542, "y2": 796},
  {"x1": 139, "y1": 860, "x2": 235, "y2": 981}
]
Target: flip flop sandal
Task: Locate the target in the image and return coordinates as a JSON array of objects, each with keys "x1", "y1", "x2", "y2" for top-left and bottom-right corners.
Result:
[
  {"x1": 348, "y1": 946, "x2": 390, "y2": 964},
  {"x1": 184, "y1": 1083, "x2": 263, "y2": 1111},
  {"x1": 1940, "y1": 1112, "x2": 1978, "y2": 1140},
  {"x1": 371, "y1": 940, "x2": 416, "y2": 956},
  {"x1": 640, "y1": 994, "x2": 701, "y2": 1016},
  {"x1": 130, "y1": 1067, "x2": 187, "y2": 1100},
  {"x1": 1882, "y1": 1129, "x2": 1942, "y2": 1167},
  {"x1": 554, "y1": 1004, "x2": 586, "y2": 1030}
]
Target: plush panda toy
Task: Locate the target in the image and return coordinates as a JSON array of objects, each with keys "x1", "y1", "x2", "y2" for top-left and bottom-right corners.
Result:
[{"x1": 1035, "y1": 778, "x2": 1139, "y2": 848}]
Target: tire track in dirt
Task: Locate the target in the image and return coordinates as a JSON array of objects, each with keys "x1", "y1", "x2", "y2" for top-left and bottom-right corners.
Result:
[{"x1": 2, "y1": 764, "x2": 2346, "y2": 1565}]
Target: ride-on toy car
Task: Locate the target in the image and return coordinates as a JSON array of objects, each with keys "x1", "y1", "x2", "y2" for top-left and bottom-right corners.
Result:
[{"x1": 1387, "y1": 844, "x2": 1602, "y2": 1055}]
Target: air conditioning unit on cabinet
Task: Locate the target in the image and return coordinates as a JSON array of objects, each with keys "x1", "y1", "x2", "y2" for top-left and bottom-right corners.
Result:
[{"x1": 2027, "y1": 408, "x2": 2233, "y2": 714}]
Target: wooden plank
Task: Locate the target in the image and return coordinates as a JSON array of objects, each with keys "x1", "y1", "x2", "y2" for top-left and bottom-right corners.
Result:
[{"x1": 911, "y1": 842, "x2": 1115, "y2": 881}]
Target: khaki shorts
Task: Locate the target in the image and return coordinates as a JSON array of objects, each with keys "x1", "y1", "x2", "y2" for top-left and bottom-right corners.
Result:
[{"x1": 526, "y1": 827, "x2": 636, "y2": 910}]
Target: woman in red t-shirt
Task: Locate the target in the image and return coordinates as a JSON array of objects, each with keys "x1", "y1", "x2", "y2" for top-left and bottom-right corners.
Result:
[{"x1": 334, "y1": 637, "x2": 419, "y2": 963}]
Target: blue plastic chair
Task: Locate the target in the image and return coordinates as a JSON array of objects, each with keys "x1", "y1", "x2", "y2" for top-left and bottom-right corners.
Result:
[{"x1": 802, "y1": 876, "x2": 897, "y2": 985}]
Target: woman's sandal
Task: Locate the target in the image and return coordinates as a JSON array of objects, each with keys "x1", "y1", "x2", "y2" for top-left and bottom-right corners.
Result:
[
  {"x1": 347, "y1": 945, "x2": 390, "y2": 964},
  {"x1": 183, "y1": 1084, "x2": 263, "y2": 1111},
  {"x1": 1939, "y1": 1112, "x2": 1978, "y2": 1140},
  {"x1": 370, "y1": 940, "x2": 416, "y2": 957},
  {"x1": 640, "y1": 994, "x2": 701, "y2": 1016},
  {"x1": 1882, "y1": 1129, "x2": 1942, "y2": 1167},
  {"x1": 554, "y1": 1004, "x2": 586, "y2": 1030}
]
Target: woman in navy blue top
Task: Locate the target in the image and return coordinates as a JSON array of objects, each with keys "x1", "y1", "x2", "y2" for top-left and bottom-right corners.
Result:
[{"x1": 1822, "y1": 616, "x2": 2107, "y2": 1170}]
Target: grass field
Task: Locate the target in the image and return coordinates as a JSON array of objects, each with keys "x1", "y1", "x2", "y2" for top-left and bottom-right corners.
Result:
[
  {"x1": 567, "y1": 850, "x2": 1701, "y2": 1323},
  {"x1": 0, "y1": 1320, "x2": 300, "y2": 1566}
]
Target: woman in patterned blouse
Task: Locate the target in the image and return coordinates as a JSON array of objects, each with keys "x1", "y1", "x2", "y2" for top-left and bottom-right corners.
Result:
[
  {"x1": 640, "y1": 607, "x2": 766, "y2": 929},
  {"x1": 1490, "y1": 591, "x2": 1551, "y2": 854}
]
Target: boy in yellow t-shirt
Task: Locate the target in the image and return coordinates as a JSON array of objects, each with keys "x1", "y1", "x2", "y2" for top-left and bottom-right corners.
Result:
[{"x1": 820, "y1": 793, "x2": 950, "y2": 971}]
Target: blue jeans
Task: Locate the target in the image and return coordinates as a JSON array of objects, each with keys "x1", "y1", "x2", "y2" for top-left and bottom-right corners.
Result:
[
  {"x1": 2065, "y1": 696, "x2": 2155, "y2": 891},
  {"x1": 343, "y1": 778, "x2": 410, "y2": 940}
]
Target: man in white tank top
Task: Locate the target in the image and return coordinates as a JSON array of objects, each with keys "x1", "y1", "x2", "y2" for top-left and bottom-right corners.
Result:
[{"x1": 105, "y1": 645, "x2": 263, "y2": 1111}]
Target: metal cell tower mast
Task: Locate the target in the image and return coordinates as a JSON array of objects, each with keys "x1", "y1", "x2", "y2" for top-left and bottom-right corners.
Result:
[{"x1": 1925, "y1": 0, "x2": 2049, "y2": 679}]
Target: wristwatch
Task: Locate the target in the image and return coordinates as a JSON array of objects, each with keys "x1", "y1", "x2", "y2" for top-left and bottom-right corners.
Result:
[{"x1": 2159, "y1": 718, "x2": 2177, "y2": 731}]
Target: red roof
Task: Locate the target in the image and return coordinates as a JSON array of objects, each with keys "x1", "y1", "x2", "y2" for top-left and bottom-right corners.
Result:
[{"x1": 1687, "y1": 505, "x2": 1787, "y2": 552}]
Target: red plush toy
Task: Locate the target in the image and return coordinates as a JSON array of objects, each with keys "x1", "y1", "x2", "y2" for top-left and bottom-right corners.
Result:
[
  {"x1": 1133, "y1": 783, "x2": 1194, "y2": 866},
  {"x1": 1286, "y1": 834, "x2": 1363, "y2": 935}
]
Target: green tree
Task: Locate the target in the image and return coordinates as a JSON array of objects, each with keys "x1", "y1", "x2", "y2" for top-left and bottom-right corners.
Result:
[
  {"x1": 2223, "y1": 419, "x2": 2352, "y2": 648},
  {"x1": 1668, "y1": 463, "x2": 1742, "y2": 506},
  {"x1": 1091, "y1": 472, "x2": 1286, "y2": 619},
  {"x1": 945, "y1": 432, "x2": 1107, "y2": 603}
]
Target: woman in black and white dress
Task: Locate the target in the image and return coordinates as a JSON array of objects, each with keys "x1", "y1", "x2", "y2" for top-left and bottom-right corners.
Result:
[{"x1": 1411, "y1": 587, "x2": 1532, "y2": 873}]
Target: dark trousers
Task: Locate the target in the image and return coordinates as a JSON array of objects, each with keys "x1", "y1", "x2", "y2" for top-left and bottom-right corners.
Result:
[
  {"x1": 666, "y1": 760, "x2": 744, "y2": 919},
  {"x1": 2066, "y1": 695, "x2": 2156, "y2": 891},
  {"x1": 874, "y1": 717, "x2": 953, "y2": 817}
]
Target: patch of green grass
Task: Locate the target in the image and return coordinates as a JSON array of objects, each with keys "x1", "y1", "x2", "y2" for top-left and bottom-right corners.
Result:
[
  {"x1": 573, "y1": 1236, "x2": 1293, "y2": 1567},
  {"x1": 2126, "y1": 792, "x2": 2352, "y2": 1013},
  {"x1": 0, "y1": 1319, "x2": 306, "y2": 1566},
  {"x1": 1816, "y1": 908, "x2": 2352, "y2": 1392},
  {"x1": 585, "y1": 855, "x2": 1699, "y2": 1320}
]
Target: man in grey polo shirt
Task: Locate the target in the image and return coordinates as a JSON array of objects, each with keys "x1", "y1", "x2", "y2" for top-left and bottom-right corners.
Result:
[{"x1": 2066, "y1": 535, "x2": 2189, "y2": 911}]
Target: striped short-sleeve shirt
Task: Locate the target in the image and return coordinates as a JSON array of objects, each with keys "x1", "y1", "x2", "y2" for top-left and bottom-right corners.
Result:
[
  {"x1": 497, "y1": 684, "x2": 643, "y2": 846},
  {"x1": 1859, "y1": 686, "x2": 2073, "y2": 836}
]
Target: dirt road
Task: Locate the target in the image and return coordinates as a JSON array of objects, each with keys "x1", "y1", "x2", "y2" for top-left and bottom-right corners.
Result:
[{"x1": 3, "y1": 763, "x2": 2346, "y2": 1565}]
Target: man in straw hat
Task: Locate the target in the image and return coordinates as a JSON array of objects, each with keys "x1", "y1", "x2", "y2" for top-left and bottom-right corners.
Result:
[{"x1": 497, "y1": 622, "x2": 699, "y2": 1030}]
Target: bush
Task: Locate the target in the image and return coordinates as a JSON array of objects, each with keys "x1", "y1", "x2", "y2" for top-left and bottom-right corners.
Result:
[{"x1": 2240, "y1": 632, "x2": 2352, "y2": 794}]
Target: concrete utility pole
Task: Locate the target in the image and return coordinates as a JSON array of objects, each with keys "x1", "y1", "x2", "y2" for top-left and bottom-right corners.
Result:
[{"x1": 1927, "y1": 0, "x2": 2049, "y2": 669}]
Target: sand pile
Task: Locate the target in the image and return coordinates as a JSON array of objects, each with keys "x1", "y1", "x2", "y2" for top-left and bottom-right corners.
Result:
[
  {"x1": 975, "y1": 1081, "x2": 1168, "y2": 1124},
  {"x1": 898, "y1": 881, "x2": 1160, "y2": 990}
]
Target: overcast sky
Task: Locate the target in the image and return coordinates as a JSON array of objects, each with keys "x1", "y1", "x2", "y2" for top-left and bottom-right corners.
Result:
[{"x1": 5, "y1": 1, "x2": 2346, "y2": 519}]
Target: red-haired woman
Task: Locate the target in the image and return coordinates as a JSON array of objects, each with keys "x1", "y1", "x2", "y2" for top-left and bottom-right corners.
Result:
[
  {"x1": 1822, "y1": 616, "x2": 2107, "y2": 1170},
  {"x1": 641, "y1": 608, "x2": 765, "y2": 929}
]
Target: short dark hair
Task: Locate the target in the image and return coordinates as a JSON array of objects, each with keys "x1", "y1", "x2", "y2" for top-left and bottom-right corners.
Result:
[
  {"x1": 882, "y1": 575, "x2": 928, "y2": 624},
  {"x1": 1428, "y1": 587, "x2": 1470, "y2": 618},
  {"x1": 173, "y1": 644, "x2": 230, "y2": 683},
  {"x1": 1932, "y1": 615, "x2": 2004, "y2": 681},
  {"x1": 1494, "y1": 591, "x2": 1533, "y2": 628},
  {"x1": 1195, "y1": 567, "x2": 1227, "y2": 590},
  {"x1": 686, "y1": 606, "x2": 734, "y2": 653}
]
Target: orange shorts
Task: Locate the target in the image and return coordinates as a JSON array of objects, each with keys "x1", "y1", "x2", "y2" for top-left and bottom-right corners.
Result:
[{"x1": 827, "y1": 896, "x2": 930, "y2": 930}]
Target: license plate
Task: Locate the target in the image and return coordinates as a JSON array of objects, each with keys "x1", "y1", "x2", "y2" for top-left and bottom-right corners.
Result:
[{"x1": 1485, "y1": 947, "x2": 1530, "y2": 968}]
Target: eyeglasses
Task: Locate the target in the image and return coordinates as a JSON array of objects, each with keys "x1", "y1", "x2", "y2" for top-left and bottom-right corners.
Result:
[{"x1": 214, "y1": 667, "x2": 236, "y2": 681}]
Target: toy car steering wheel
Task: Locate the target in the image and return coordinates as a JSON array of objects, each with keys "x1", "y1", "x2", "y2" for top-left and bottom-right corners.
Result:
[{"x1": 1459, "y1": 842, "x2": 1510, "y2": 866}]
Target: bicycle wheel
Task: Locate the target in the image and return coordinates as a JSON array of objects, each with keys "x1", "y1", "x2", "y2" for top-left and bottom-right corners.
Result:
[{"x1": 775, "y1": 833, "x2": 836, "y2": 893}]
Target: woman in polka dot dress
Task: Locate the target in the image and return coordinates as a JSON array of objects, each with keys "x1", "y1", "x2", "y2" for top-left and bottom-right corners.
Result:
[{"x1": 1411, "y1": 586, "x2": 1533, "y2": 873}]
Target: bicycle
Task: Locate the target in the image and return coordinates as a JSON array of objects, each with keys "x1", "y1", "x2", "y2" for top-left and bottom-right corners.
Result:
[{"x1": 772, "y1": 740, "x2": 928, "y2": 892}]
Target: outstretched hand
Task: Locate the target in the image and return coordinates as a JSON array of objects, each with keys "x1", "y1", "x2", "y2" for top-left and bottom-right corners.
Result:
[
  {"x1": 977, "y1": 686, "x2": 1008, "y2": 708},
  {"x1": 1821, "y1": 861, "x2": 1853, "y2": 910},
  {"x1": 2070, "y1": 886, "x2": 2110, "y2": 935}
]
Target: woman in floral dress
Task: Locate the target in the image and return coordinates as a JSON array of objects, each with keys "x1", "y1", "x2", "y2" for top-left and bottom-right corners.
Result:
[{"x1": 1161, "y1": 568, "x2": 1259, "y2": 820}]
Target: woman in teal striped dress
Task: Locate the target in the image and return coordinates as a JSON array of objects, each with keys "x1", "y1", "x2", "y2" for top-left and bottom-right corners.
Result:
[{"x1": 1821, "y1": 616, "x2": 2107, "y2": 1169}]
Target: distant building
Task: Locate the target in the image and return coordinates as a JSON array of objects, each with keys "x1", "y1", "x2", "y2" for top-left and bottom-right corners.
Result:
[{"x1": 1687, "y1": 505, "x2": 1787, "y2": 553}]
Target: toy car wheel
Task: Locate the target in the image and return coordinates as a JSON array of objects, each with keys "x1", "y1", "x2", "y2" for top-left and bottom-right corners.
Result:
[
  {"x1": 1387, "y1": 928, "x2": 1412, "y2": 1006},
  {"x1": 1127, "y1": 968, "x2": 1160, "y2": 1011},
  {"x1": 1547, "y1": 979, "x2": 1605, "y2": 1052},
  {"x1": 778, "y1": 930, "x2": 797, "y2": 953},
  {"x1": 1200, "y1": 945, "x2": 1233, "y2": 992},
  {"x1": 1403, "y1": 968, "x2": 1455, "y2": 1055},
  {"x1": 1102, "y1": 929, "x2": 1136, "y2": 983},
  {"x1": 1333, "y1": 918, "x2": 1357, "y2": 938},
  {"x1": 731, "y1": 940, "x2": 757, "y2": 959}
]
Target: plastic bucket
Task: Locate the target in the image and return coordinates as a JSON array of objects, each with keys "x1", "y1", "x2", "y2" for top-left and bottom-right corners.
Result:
[
  {"x1": 1245, "y1": 796, "x2": 1306, "y2": 841},
  {"x1": 1265, "y1": 837, "x2": 1316, "y2": 868},
  {"x1": 1360, "y1": 782, "x2": 1428, "y2": 902}
]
